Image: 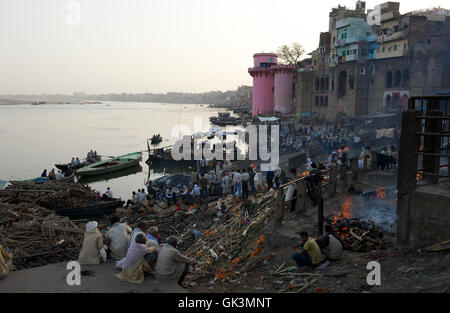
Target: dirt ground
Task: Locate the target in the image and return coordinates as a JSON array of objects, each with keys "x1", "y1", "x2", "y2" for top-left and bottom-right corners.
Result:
[{"x1": 187, "y1": 170, "x2": 450, "y2": 293}]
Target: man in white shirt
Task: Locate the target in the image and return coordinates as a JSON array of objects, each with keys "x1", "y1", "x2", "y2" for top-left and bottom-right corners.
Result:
[
  {"x1": 232, "y1": 170, "x2": 242, "y2": 197},
  {"x1": 221, "y1": 174, "x2": 230, "y2": 195},
  {"x1": 103, "y1": 187, "x2": 113, "y2": 199},
  {"x1": 241, "y1": 170, "x2": 250, "y2": 199},
  {"x1": 105, "y1": 216, "x2": 132, "y2": 260}
]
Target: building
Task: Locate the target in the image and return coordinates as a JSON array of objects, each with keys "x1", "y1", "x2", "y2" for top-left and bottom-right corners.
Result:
[
  {"x1": 248, "y1": 53, "x2": 297, "y2": 117},
  {"x1": 294, "y1": 1, "x2": 450, "y2": 122}
]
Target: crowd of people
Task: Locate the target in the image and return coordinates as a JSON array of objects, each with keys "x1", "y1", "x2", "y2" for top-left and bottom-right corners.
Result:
[{"x1": 78, "y1": 217, "x2": 194, "y2": 286}]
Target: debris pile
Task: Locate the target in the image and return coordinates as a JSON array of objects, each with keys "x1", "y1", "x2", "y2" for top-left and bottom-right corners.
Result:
[
  {"x1": 173, "y1": 192, "x2": 277, "y2": 286},
  {"x1": 0, "y1": 180, "x2": 98, "y2": 210},
  {"x1": 331, "y1": 217, "x2": 384, "y2": 252},
  {"x1": 0, "y1": 202, "x2": 83, "y2": 270}
]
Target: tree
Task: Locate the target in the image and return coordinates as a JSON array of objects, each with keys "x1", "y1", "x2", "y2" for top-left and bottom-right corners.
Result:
[{"x1": 276, "y1": 42, "x2": 305, "y2": 66}]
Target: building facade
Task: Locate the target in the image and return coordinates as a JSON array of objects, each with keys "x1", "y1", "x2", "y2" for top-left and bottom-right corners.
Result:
[{"x1": 295, "y1": 1, "x2": 450, "y2": 122}]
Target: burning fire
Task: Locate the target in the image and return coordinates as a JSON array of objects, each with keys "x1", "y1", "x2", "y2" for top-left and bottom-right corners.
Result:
[
  {"x1": 417, "y1": 171, "x2": 423, "y2": 181},
  {"x1": 300, "y1": 170, "x2": 310, "y2": 178},
  {"x1": 333, "y1": 196, "x2": 353, "y2": 221}
]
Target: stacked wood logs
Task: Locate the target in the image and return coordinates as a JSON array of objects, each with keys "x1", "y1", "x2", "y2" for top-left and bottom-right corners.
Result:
[
  {"x1": 0, "y1": 202, "x2": 83, "y2": 270},
  {"x1": 0, "y1": 181, "x2": 98, "y2": 210},
  {"x1": 331, "y1": 217, "x2": 384, "y2": 252}
]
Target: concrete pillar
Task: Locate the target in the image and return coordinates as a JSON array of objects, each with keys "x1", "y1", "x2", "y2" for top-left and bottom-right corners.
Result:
[{"x1": 397, "y1": 110, "x2": 420, "y2": 246}]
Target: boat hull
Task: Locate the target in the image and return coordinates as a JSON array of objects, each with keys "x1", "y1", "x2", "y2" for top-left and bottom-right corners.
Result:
[
  {"x1": 76, "y1": 152, "x2": 142, "y2": 177},
  {"x1": 56, "y1": 199, "x2": 124, "y2": 219}
]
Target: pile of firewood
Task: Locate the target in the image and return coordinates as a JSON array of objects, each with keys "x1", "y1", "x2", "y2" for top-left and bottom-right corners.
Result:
[
  {"x1": 331, "y1": 217, "x2": 384, "y2": 252},
  {"x1": 0, "y1": 180, "x2": 98, "y2": 210},
  {"x1": 0, "y1": 202, "x2": 84, "y2": 270}
]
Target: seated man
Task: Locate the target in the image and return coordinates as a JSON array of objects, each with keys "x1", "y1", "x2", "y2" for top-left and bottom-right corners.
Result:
[
  {"x1": 316, "y1": 225, "x2": 343, "y2": 261},
  {"x1": 145, "y1": 226, "x2": 161, "y2": 269},
  {"x1": 292, "y1": 231, "x2": 325, "y2": 269},
  {"x1": 105, "y1": 215, "x2": 131, "y2": 260},
  {"x1": 116, "y1": 234, "x2": 158, "y2": 284},
  {"x1": 78, "y1": 221, "x2": 104, "y2": 265},
  {"x1": 103, "y1": 187, "x2": 113, "y2": 199},
  {"x1": 155, "y1": 236, "x2": 194, "y2": 287}
]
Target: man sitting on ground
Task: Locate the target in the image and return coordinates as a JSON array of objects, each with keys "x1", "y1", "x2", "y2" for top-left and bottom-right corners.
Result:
[
  {"x1": 105, "y1": 215, "x2": 131, "y2": 260},
  {"x1": 292, "y1": 231, "x2": 325, "y2": 269},
  {"x1": 315, "y1": 225, "x2": 343, "y2": 261},
  {"x1": 155, "y1": 236, "x2": 194, "y2": 287},
  {"x1": 116, "y1": 234, "x2": 158, "y2": 283}
]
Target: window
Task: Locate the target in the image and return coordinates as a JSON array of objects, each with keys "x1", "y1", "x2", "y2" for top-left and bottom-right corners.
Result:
[
  {"x1": 316, "y1": 79, "x2": 319, "y2": 91},
  {"x1": 393, "y1": 45, "x2": 397, "y2": 51},
  {"x1": 394, "y1": 71, "x2": 401, "y2": 88},
  {"x1": 402, "y1": 69, "x2": 410, "y2": 88},
  {"x1": 325, "y1": 96, "x2": 328, "y2": 106},
  {"x1": 386, "y1": 71, "x2": 393, "y2": 88},
  {"x1": 320, "y1": 96, "x2": 324, "y2": 106},
  {"x1": 360, "y1": 67, "x2": 366, "y2": 75},
  {"x1": 403, "y1": 43, "x2": 407, "y2": 49},
  {"x1": 382, "y1": 47, "x2": 385, "y2": 52},
  {"x1": 349, "y1": 74, "x2": 355, "y2": 89},
  {"x1": 315, "y1": 96, "x2": 319, "y2": 106},
  {"x1": 369, "y1": 64, "x2": 375, "y2": 75},
  {"x1": 325, "y1": 77, "x2": 329, "y2": 90},
  {"x1": 338, "y1": 71, "x2": 347, "y2": 98}
]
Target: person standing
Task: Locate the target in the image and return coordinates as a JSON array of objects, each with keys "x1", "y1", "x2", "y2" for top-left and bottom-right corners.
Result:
[
  {"x1": 248, "y1": 167, "x2": 256, "y2": 194},
  {"x1": 232, "y1": 169, "x2": 242, "y2": 197},
  {"x1": 241, "y1": 169, "x2": 250, "y2": 199}
]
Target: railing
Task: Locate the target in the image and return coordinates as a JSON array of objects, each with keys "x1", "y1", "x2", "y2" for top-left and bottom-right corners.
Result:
[
  {"x1": 398, "y1": 96, "x2": 450, "y2": 190},
  {"x1": 272, "y1": 163, "x2": 351, "y2": 235}
]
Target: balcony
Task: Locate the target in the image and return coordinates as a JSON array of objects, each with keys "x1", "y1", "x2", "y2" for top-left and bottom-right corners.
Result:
[{"x1": 377, "y1": 31, "x2": 406, "y2": 43}]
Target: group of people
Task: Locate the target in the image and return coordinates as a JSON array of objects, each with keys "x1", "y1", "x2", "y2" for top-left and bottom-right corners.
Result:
[
  {"x1": 41, "y1": 168, "x2": 65, "y2": 181},
  {"x1": 292, "y1": 226, "x2": 343, "y2": 269},
  {"x1": 78, "y1": 217, "x2": 194, "y2": 286}
]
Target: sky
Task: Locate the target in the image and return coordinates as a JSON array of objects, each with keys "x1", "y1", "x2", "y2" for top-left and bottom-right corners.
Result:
[{"x1": 0, "y1": 0, "x2": 448, "y2": 95}]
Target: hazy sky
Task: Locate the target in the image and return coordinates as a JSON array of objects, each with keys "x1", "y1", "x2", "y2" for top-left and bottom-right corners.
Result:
[{"x1": 0, "y1": 0, "x2": 448, "y2": 94}]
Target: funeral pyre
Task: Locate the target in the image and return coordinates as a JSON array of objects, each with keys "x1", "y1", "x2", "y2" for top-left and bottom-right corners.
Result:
[
  {"x1": 331, "y1": 217, "x2": 385, "y2": 252},
  {"x1": 0, "y1": 180, "x2": 100, "y2": 270}
]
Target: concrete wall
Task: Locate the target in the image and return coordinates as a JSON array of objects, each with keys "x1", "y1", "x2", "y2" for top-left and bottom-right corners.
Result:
[{"x1": 398, "y1": 184, "x2": 450, "y2": 248}]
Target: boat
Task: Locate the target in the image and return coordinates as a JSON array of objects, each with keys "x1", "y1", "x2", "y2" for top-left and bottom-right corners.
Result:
[
  {"x1": 23, "y1": 173, "x2": 75, "y2": 184},
  {"x1": 209, "y1": 112, "x2": 241, "y2": 126},
  {"x1": 76, "y1": 152, "x2": 142, "y2": 177},
  {"x1": 77, "y1": 164, "x2": 142, "y2": 185},
  {"x1": 56, "y1": 198, "x2": 124, "y2": 219}
]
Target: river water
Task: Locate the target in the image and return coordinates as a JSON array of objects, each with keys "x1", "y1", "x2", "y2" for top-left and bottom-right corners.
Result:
[{"x1": 0, "y1": 101, "x2": 231, "y2": 199}]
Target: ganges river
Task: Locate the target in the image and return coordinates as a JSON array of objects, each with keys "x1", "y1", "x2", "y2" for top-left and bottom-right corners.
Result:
[{"x1": 0, "y1": 101, "x2": 238, "y2": 199}]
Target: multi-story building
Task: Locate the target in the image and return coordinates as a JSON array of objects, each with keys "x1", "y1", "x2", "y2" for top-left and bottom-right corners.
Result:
[{"x1": 295, "y1": 1, "x2": 450, "y2": 122}]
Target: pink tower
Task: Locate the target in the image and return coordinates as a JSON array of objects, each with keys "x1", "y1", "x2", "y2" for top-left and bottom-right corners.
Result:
[
  {"x1": 248, "y1": 53, "x2": 278, "y2": 117},
  {"x1": 272, "y1": 65, "x2": 297, "y2": 114}
]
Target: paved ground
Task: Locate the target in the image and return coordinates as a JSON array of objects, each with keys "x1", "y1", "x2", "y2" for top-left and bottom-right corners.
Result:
[{"x1": 0, "y1": 260, "x2": 186, "y2": 293}]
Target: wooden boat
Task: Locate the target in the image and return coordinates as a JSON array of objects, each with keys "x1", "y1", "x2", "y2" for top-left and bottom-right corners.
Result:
[
  {"x1": 77, "y1": 164, "x2": 142, "y2": 185},
  {"x1": 76, "y1": 152, "x2": 142, "y2": 177},
  {"x1": 56, "y1": 198, "x2": 124, "y2": 219},
  {"x1": 209, "y1": 112, "x2": 241, "y2": 126},
  {"x1": 23, "y1": 173, "x2": 75, "y2": 184}
]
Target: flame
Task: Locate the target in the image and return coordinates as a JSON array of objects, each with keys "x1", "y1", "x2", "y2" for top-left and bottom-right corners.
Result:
[
  {"x1": 300, "y1": 170, "x2": 310, "y2": 178},
  {"x1": 333, "y1": 196, "x2": 353, "y2": 221},
  {"x1": 417, "y1": 171, "x2": 423, "y2": 181}
]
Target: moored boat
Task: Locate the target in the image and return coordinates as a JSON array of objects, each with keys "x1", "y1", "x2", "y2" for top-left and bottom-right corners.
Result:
[
  {"x1": 75, "y1": 152, "x2": 142, "y2": 177},
  {"x1": 56, "y1": 198, "x2": 124, "y2": 219},
  {"x1": 23, "y1": 173, "x2": 75, "y2": 184}
]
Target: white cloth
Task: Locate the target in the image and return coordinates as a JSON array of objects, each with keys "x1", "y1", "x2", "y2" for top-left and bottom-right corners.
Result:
[
  {"x1": 285, "y1": 185, "x2": 296, "y2": 202},
  {"x1": 106, "y1": 223, "x2": 131, "y2": 260}
]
